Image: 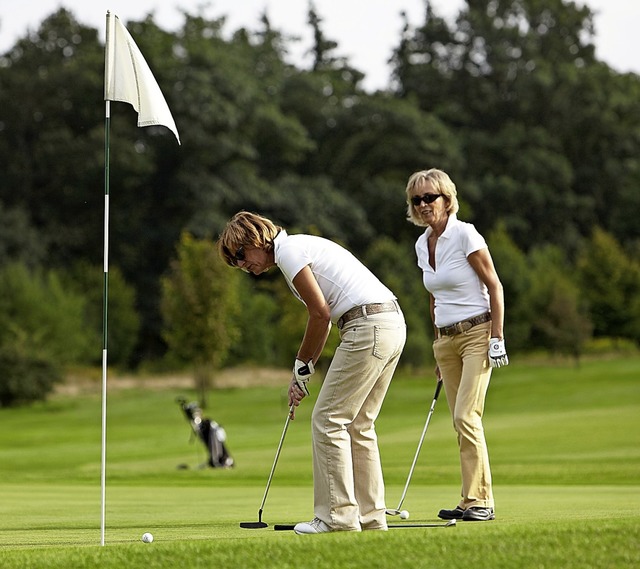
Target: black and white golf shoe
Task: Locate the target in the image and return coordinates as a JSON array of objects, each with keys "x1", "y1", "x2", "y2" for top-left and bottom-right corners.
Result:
[
  {"x1": 462, "y1": 507, "x2": 495, "y2": 521},
  {"x1": 438, "y1": 506, "x2": 465, "y2": 520}
]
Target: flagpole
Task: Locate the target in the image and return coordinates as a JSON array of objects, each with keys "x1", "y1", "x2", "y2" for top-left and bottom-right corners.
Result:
[
  {"x1": 100, "y1": 11, "x2": 113, "y2": 547},
  {"x1": 100, "y1": 97, "x2": 111, "y2": 547}
]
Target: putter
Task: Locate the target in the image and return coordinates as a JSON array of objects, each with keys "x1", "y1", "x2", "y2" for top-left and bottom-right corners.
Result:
[
  {"x1": 273, "y1": 519, "x2": 456, "y2": 531},
  {"x1": 386, "y1": 379, "x2": 443, "y2": 517},
  {"x1": 240, "y1": 404, "x2": 295, "y2": 529}
]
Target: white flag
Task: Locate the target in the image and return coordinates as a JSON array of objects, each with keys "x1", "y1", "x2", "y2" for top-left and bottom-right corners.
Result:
[{"x1": 104, "y1": 12, "x2": 180, "y2": 144}]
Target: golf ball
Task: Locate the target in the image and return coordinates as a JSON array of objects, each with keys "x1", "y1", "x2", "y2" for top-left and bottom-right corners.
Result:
[
  {"x1": 141, "y1": 532, "x2": 154, "y2": 543},
  {"x1": 400, "y1": 510, "x2": 410, "y2": 520}
]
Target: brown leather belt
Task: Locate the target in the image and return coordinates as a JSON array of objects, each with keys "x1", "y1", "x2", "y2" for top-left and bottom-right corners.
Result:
[
  {"x1": 438, "y1": 312, "x2": 491, "y2": 337},
  {"x1": 337, "y1": 301, "x2": 398, "y2": 330}
]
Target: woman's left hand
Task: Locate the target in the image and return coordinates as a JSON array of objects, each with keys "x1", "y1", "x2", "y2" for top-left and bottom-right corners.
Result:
[{"x1": 488, "y1": 337, "x2": 509, "y2": 367}]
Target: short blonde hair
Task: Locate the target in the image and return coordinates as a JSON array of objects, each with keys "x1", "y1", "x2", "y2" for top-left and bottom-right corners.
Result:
[
  {"x1": 405, "y1": 168, "x2": 459, "y2": 227},
  {"x1": 218, "y1": 211, "x2": 282, "y2": 267}
]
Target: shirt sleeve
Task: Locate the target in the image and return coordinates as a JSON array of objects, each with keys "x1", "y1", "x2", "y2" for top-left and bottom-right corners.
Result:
[
  {"x1": 277, "y1": 240, "x2": 310, "y2": 283},
  {"x1": 460, "y1": 223, "x2": 487, "y2": 256},
  {"x1": 415, "y1": 232, "x2": 430, "y2": 271}
]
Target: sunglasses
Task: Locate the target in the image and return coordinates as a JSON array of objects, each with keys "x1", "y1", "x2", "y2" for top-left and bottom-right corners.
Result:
[
  {"x1": 233, "y1": 246, "x2": 245, "y2": 263},
  {"x1": 411, "y1": 193, "x2": 444, "y2": 206}
]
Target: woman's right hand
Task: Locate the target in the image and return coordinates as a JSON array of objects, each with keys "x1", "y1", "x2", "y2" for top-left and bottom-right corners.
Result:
[{"x1": 288, "y1": 378, "x2": 306, "y2": 418}]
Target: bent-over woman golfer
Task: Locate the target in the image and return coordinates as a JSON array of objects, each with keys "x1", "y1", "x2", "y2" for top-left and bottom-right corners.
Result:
[{"x1": 218, "y1": 211, "x2": 406, "y2": 534}]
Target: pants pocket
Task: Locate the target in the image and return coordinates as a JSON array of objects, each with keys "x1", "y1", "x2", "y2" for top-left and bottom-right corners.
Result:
[{"x1": 372, "y1": 324, "x2": 404, "y2": 360}]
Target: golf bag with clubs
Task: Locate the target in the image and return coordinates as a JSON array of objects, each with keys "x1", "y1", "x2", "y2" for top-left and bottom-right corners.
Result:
[{"x1": 176, "y1": 398, "x2": 235, "y2": 469}]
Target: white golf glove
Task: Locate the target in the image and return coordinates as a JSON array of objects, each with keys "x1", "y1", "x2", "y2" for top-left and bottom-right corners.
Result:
[
  {"x1": 293, "y1": 358, "x2": 315, "y2": 395},
  {"x1": 488, "y1": 338, "x2": 509, "y2": 368}
]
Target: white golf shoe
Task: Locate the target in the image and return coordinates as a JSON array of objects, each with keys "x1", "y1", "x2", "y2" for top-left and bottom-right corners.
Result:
[{"x1": 294, "y1": 517, "x2": 332, "y2": 535}]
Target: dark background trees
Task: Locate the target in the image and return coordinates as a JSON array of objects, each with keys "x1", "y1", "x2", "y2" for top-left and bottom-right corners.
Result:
[{"x1": 1, "y1": 1, "x2": 639, "y2": 403}]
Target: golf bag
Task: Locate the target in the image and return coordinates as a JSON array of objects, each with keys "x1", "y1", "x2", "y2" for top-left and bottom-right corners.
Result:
[{"x1": 176, "y1": 398, "x2": 235, "y2": 469}]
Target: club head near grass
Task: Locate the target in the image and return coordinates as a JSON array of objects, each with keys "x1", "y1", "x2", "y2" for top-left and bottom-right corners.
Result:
[
  {"x1": 385, "y1": 508, "x2": 400, "y2": 516},
  {"x1": 239, "y1": 521, "x2": 268, "y2": 529},
  {"x1": 240, "y1": 407, "x2": 295, "y2": 532}
]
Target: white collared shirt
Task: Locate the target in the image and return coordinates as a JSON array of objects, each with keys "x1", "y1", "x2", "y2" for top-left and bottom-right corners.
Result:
[
  {"x1": 415, "y1": 214, "x2": 490, "y2": 327},
  {"x1": 274, "y1": 231, "x2": 395, "y2": 323}
]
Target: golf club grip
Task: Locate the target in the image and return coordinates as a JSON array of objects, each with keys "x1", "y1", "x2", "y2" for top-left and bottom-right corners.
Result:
[{"x1": 434, "y1": 379, "x2": 443, "y2": 400}]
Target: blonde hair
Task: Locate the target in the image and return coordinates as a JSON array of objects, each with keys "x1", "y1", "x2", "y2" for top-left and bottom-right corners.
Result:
[
  {"x1": 218, "y1": 211, "x2": 282, "y2": 267},
  {"x1": 405, "y1": 168, "x2": 459, "y2": 227}
]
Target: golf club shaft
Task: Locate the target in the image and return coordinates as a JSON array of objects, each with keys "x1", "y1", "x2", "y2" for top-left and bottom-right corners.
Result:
[
  {"x1": 257, "y1": 404, "x2": 295, "y2": 514},
  {"x1": 393, "y1": 380, "x2": 443, "y2": 512},
  {"x1": 388, "y1": 519, "x2": 456, "y2": 528}
]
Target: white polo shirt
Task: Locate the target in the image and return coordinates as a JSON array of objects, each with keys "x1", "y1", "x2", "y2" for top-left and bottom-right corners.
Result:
[
  {"x1": 416, "y1": 214, "x2": 490, "y2": 327},
  {"x1": 274, "y1": 231, "x2": 396, "y2": 323}
]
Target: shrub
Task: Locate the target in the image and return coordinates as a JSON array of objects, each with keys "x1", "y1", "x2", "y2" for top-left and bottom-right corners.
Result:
[
  {"x1": 0, "y1": 263, "x2": 90, "y2": 364},
  {"x1": 0, "y1": 263, "x2": 88, "y2": 405},
  {"x1": 0, "y1": 342, "x2": 62, "y2": 407}
]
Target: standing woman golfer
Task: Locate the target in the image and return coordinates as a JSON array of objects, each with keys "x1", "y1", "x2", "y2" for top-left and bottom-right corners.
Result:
[
  {"x1": 405, "y1": 169, "x2": 508, "y2": 522},
  {"x1": 218, "y1": 211, "x2": 406, "y2": 534}
]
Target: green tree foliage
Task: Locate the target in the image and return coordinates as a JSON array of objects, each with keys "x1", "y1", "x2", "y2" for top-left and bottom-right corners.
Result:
[
  {"x1": 0, "y1": 10, "x2": 105, "y2": 264},
  {"x1": 307, "y1": 94, "x2": 462, "y2": 248},
  {"x1": 391, "y1": 0, "x2": 640, "y2": 256},
  {"x1": 577, "y1": 228, "x2": 640, "y2": 341},
  {"x1": 0, "y1": 202, "x2": 46, "y2": 267},
  {"x1": 227, "y1": 277, "x2": 280, "y2": 366},
  {"x1": 0, "y1": 263, "x2": 91, "y2": 364},
  {"x1": 64, "y1": 262, "x2": 141, "y2": 368},
  {"x1": 486, "y1": 222, "x2": 534, "y2": 350},
  {"x1": 0, "y1": 10, "x2": 177, "y2": 362},
  {"x1": 0, "y1": 263, "x2": 90, "y2": 405},
  {"x1": 160, "y1": 233, "x2": 241, "y2": 404},
  {"x1": 0, "y1": 1, "x2": 639, "y2": 371},
  {"x1": 526, "y1": 246, "x2": 592, "y2": 360}
]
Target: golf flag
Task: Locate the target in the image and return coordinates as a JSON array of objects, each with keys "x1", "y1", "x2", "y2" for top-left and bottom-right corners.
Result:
[
  {"x1": 104, "y1": 11, "x2": 180, "y2": 144},
  {"x1": 100, "y1": 11, "x2": 180, "y2": 547}
]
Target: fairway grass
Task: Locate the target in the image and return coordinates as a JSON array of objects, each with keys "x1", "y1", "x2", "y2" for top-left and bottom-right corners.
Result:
[
  {"x1": 0, "y1": 356, "x2": 639, "y2": 568},
  {"x1": 1, "y1": 484, "x2": 638, "y2": 568}
]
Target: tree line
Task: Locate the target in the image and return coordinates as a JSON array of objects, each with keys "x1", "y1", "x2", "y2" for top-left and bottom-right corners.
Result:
[{"x1": 1, "y1": 1, "x2": 639, "y2": 405}]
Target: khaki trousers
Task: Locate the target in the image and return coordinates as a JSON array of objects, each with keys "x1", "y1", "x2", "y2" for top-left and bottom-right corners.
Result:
[
  {"x1": 433, "y1": 321, "x2": 494, "y2": 509},
  {"x1": 311, "y1": 310, "x2": 406, "y2": 531}
]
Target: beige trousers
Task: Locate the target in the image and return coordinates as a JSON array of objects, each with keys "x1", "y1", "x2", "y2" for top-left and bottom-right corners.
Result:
[
  {"x1": 433, "y1": 321, "x2": 494, "y2": 509},
  {"x1": 311, "y1": 310, "x2": 406, "y2": 531}
]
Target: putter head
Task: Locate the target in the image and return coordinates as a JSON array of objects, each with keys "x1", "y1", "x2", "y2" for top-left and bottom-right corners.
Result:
[
  {"x1": 239, "y1": 521, "x2": 268, "y2": 529},
  {"x1": 385, "y1": 509, "x2": 400, "y2": 516}
]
